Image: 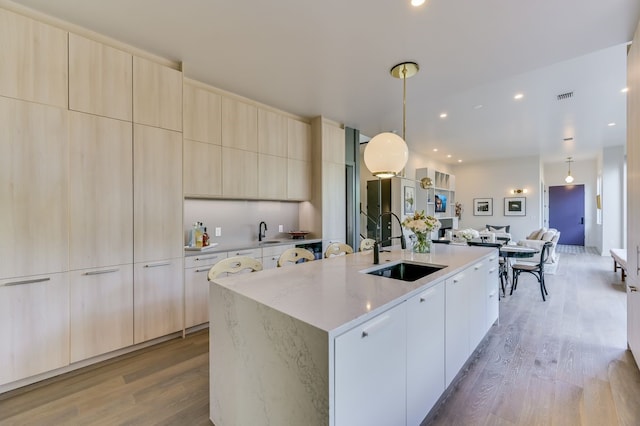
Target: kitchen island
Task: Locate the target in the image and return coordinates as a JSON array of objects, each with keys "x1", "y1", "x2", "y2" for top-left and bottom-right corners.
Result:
[{"x1": 209, "y1": 244, "x2": 499, "y2": 426}]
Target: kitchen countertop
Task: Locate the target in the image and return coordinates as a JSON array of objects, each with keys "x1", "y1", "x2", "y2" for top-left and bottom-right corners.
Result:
[
  {"x1": 210, "y1": 243, "x2": 495, "y2": 336},
  {"x1": 185, "y1": 238, "x2": 322, "y2": 256}
]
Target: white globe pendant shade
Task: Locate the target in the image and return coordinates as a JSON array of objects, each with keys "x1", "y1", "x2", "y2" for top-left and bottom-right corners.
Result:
[
  {"x1": 565, "y1": 174, "x2": 574, "y2": 183},
  {"x1": 363, "y1": 132, "x2": 409, "y2": 178}
]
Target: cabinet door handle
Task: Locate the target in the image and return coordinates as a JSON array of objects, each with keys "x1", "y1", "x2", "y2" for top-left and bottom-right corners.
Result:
[
  {"x1": 419, "y1": 288, "x2": 436, "y2": 303},
  {"x1": 2, "y1": 277, "x2": 50, "y2": 287},
  {"x1": 489, "y1": 290, "x2": 497, "y2": 298},
  {"x1": 195, "y1": 268, "x2": 211, "y2": 273},
  {"x1": 235, "y1": 251, "x2": 253, "y2": 256},
  {"x1": 488, "y1": 267, "x2": 497, "y2": 274},
  {"x1": 195, "y1": 255, "x2": 220, "y2": 262},
  {"x1": 361, "y1": 315, "x2": 391, "y2": 338},
  {"x1": 630, "y1": 285, "x2": 638, "y2": 293},
  {"x1": 474, "y1": 263, "x2": 482, "y2": 270},
  {"x1": 84, "y1": 268, "x2": 119, "y2": 276},
  {"x1": 489, "y1": 255, "x2": 497, "y2": 261},
  {"x1": 453, "y1": 274, "x2": 464, "y2": 283},
  {"x1": 144, "y1": 261, "x2": 171, "y2": 268}
]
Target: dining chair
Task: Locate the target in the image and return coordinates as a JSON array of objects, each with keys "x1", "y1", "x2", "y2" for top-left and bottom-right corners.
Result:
[
  {"x1": 467, "y1": 241, "x2": 506, "y2": 297},
  {"x1": 277, "y1": 248, "x2": 315, "y2": 267},
  {"x1": 359, "y1": 238, "x2": 376, "y2": 251},
  {"x1": 324, "y1": 242, "x2": 354, "y2": 258},
  {"x1": 510, "y1": 241, "x2": 553, "y2": 301},
  {"x1": 207, "y1": 256, "x2": 263, "y2": 281}
]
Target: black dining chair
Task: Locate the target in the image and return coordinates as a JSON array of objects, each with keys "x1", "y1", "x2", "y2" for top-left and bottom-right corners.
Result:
[
  {"x1": 466, "y1": 241, "x2": 506, "y2": 298},
  {"x1": 510, "y1": 241, "x2": 553, "y2": 301}
]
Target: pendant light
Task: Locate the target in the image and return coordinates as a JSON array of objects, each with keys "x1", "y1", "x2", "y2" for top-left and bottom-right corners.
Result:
[
  {"x1": 363, "y1": 62, "x2": 419, "y2": 178},
  {"x1": 565, "y1": 157, "x2": 574, "y2": 183}
]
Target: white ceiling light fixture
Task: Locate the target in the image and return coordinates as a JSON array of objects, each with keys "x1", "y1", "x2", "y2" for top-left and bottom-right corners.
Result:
[
  {"x1": 514, "y1": 93, "x2": 524, "y2": 100},
  {"x1": 363, "y1": 62, "x2": 418, "y2": 178},
  {"x1": 411, "y1": 0, "x2": 426, "y2": 6},
  {"x1": 608, "y1": 122, "x2": 616, "y2": 127},
  {"x1": 440, "y1": 113, "x2": 447, "y2": 118},
  {"x1": 565, "y1": 157, "x2": 574, "y2": 183},
  {"x1": 621, "y1": 87, "x2": 629, "y2": 93}
]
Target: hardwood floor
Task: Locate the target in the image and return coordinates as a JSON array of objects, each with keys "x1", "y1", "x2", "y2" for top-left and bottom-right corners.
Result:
[{"x1": 1, "y1": 249, "x2": 639, "y2": 425}]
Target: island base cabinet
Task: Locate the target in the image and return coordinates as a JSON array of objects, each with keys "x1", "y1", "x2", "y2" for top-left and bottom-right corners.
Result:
[
  {"x1": 134, "y1": 259, "x2": 183, "y2": 343},
  {"x1": 445, "y1": 271, "x2": 470, "y2": 387},
  {"x1": 334, "y1": 303, "x2": 407, "y2": 426},
  {"x1": 0, "y1": 273, "x2": 69, "y2": 386},
  {"x1": 407, "y1": 283, "x2": 445, "y2": 425},
  {"x1": 69, "y1": 265, "x2": 134, "y2": 362}
]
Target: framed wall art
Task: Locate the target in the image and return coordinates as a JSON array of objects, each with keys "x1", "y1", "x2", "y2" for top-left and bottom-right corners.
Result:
[
  {"x1": 404, "y1": 186, "x2": 415, "y2": 215},
  {"x1": 473, "y1": 198, "x2": 493, "y2": 216},
  {"x1": 504, "y1": 197, "x2": 526, "y2": 216}
]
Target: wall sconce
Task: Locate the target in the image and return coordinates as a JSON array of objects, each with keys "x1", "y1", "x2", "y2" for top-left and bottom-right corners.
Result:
[{"x1": 511, "y1": 188, "x2": 528, "y2": 194}]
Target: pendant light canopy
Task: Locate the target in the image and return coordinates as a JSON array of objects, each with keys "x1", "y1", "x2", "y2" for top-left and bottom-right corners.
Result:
[
  {"x1": 565, "y1": 157, "x2": 574, "y2": 183},
  {"x1": 364, "y1": 62, "x2": 419, "y2": 178}
]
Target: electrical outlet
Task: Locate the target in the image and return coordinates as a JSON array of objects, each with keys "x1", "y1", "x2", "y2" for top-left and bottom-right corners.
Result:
[
  {"x1": 215, "y1": 227, "x2": 222, "y2": 237},
  {"x1": 279, "y1": 224, "x2": 284, "y2": 232}
]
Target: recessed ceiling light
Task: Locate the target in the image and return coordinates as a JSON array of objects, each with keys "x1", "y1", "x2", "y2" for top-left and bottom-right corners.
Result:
[
  {"x1": 608, "y1": 122, "x2": 616, "y2": 127},
  {"x1": 473, "y1": 104, "x2": 484, "y2": 109},
  {"x1": 514, "y1": 93, "x2": 524, "y2": 100},
  {"x1": 447, "y1": 154, "x2": 452, "y2": 158},
  {"x1": 433, "y1": 148, "x2": 438, "y2": 152},
  {"x1": 411, "y1": 0, "x2": 426, "y2": 6},
  {"x1": 439, "y1": 113, "x2": 447, "y2": 119},
  {"x1": 458, "y1": 159, "x2": 463, "y2": 163},
  {"x1": 621, "y1": 87, "x2": 629, "y2": 93}
]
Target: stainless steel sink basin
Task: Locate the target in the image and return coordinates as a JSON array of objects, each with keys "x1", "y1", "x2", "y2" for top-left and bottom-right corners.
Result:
[
  {"x1": 365, "y1": 262, "x2": 446, "y2": 282},
  {"x1": 259, "y1": 240, "x2": 282, "y2": 245}
]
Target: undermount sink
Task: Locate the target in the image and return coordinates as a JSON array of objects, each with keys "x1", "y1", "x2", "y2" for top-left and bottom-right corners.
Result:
[
  {"x1": 365, "y1": 262, "x2": 446, "y2": 282},
  {"x1": 259, "y1": 240, "x2": 282, "y2": 245}
]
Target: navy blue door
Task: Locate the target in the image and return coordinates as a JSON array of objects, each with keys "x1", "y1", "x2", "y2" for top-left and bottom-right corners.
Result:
[{"x1": 549, "y1": 185, "x2": 585, "y2": 245}]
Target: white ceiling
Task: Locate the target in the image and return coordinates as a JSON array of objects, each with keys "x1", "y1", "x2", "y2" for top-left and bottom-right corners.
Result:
[{"x1": 9, "y1": 0, "x2": 640, "y2": 164}]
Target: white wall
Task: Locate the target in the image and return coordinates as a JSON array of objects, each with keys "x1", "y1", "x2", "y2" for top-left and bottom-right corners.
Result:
[
  {"x1": 453, "y1": 156, "x2": 542, "y2": 241},
  {"x1": 601, "y1": 145, "x2": 626, "y2": 253},
  {"x1": 543, "y1": 158, "x2": 598, "y2": 248}
]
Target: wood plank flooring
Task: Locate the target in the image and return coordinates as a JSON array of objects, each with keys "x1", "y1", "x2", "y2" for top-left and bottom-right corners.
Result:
[{"x1": 1, "y1": 249, "x2": 640, "y2": 425}]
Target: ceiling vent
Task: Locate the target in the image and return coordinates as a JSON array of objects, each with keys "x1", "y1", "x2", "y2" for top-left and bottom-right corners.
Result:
[{"x1": 557, "y1": 91, "x2": 574, "y2": 101}]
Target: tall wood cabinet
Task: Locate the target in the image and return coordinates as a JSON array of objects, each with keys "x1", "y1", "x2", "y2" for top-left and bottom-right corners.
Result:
[
  {"x1": 133, "y1": 56, "x2": 182, "y2": 132},
  {"x1": 627, "y1": 20, "x2": 640, "y2": 363},
  {"x1": 287, "y1": 118, "x2": 312, "y2": 200}
]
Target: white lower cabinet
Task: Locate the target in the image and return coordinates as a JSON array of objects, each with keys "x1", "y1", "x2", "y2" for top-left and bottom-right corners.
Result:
[
  {"x1": 407, "y1": 283, "x2": 445, "y2": 425},
  {"x1": 486, "y1": 255, "x2": 500, "y2": 330},
  {"x1": 69, "y1": 265, "x2": 134, "y2": 362},
  {"x1": 134, "y1": 258, "x2": 184, "y2": 343},
  {"x1": 0, "y1": 273, "x2": 69, "y2": 386},
  {"x1": 468, "y1": 261, "x2": 488, "y2": 351},
  {"x1": 335, "y1": 303, "x2": 407, "y2": 426},
  {"x1": 445, "y1": 269, "x2": 470, "y2": 387},
  {"x1": 184, "y1": 252, "x2": 228, "y2": 328},
  {"x1": 261, "y1": 244, "x2": 295, "y2": 269}
]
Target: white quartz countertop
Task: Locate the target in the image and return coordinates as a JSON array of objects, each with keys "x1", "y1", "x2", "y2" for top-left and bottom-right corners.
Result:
[
  {"x1": 185, "y1": 238, "x2": 322, "y2": 256},
  {"x1": 210, "y1": 244, "x2": 495, "y2": 336}
]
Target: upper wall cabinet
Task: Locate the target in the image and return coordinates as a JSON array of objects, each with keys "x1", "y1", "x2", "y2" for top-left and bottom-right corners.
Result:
[
  {"x1": 258, "y1": 108, "x2": 287, "y2": 157},
  {"x1": 133, "y1": 57, "x2": 182, "y2": 131},
  {"x1": 287, "y1": 118, "x2": 311, "y2": 162},
  {"x1": 222, "y1": 97, "x2": 257, "y2": 151},
  {"x1": 0, "y1": 9, "x2": 67, "y2": 108},
  {"x1": 183, "y1": 83, "x2": 221, "y2": 144},
  {"x1": 69, "y1": 34, "x2": 133, "y2": 121}
]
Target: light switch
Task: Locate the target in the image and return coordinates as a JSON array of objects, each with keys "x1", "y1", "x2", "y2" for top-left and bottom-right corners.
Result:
[
  {"x1": 279, "y1": 224, "x2": 284, "y2": 232},
  {"x1": 215, "y1": 227, "x2": 222, "y2": 237}
]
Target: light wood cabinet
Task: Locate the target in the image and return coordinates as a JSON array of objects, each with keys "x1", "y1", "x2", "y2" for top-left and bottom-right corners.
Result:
[
  {"x1": 221, "y1": 97, "x2": 257, "y2": 151},
  {"x1": 183, "y1": 83, "x2": 221, "y2": 144},
  {"x1": 335, "y1": 303, "x2": 407, "y2": 426},
  {"x1": 322, "y1": 121, "x2": 345, "y2": 164},
  {"x1": 407, "y1": 283, "x2": 445, "y2": 425},
  {"x1": 258, "y1": 108, "x2": 287, "y2": 157},
  {"x1": 133, "y1": 124, "x2": 183, "y2": 263},
  {"x1": 69, "y1": 112, "x2": 133, "y2": 270},
  {"x1": 0, "y1": 273, "x2": 69, "y2": 386},
  {"x1": 222, "y1": 147, "x2": 258, "y2": 198},
  {"x1": 69, "y1": 265, "x2": 134, "y2": 362},
  {"x1": 134, "y1": 259, "x2": 183, "y2": 343},
  {"x1": 0, "y1": 97, "x2": 68, "y2": 280},
  {"x1": 287, "y1": 159, "x2": 311, "y2": 201},
  {"x1": 184, "y1": 252, "x2": 228, "y2": 328},
  {"x1": 261, "y1": 244, "x2": 295, "y2": 270},
  {"x1": 288, "y1": 118, "x2": 311, "y2": 161},
  {"x1": 69, "y1": 34, "x2": 133, "y2": 121},
  {"x1": 259, "y1": 154, "x2": 287, "y2": 199},
  {"x1": 133, "y1": 56, "x2": 182, "y2": 131},
  {"x1": 0, "y1": 9, "x2": 68, "y2": 108},
  {"x1": 184, "y1": 139, "x2": 222, "y2": 197},
  {"x1": 322, "y1": 161, "x2": 346, "y2": 242}
]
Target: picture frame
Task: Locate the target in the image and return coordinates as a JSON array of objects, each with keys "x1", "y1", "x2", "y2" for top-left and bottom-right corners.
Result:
[
  {"x1": 473, "y1": 198, "x2": 493, "y2": 216},
  {"x1": 404, "y1": 186, "x2": 415, "y2": 215},
  {"x1": 504, "y1": 197, "x2": 526, "y2": 216}
]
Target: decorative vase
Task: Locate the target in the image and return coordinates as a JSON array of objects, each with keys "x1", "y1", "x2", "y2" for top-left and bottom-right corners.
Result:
[{"x1": 413, "y1": 232, "x2": 431, "y2": 253}]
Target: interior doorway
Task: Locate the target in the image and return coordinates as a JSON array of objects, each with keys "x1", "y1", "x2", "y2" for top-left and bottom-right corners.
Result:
[{"x1": 549, "y1": 184, "x2": 585, "y2": 245}]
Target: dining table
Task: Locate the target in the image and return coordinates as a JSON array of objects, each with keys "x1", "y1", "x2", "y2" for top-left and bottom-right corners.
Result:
[{"x1": 498, "y1": 245, "x2": 539, "y2": 296}]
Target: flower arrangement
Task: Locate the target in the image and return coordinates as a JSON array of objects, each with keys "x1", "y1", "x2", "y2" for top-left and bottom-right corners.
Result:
[
  {"x1": 458, "y1": 228, "x2": 480, "y2": 241},
  {"x1": 402, "y1": 210, "x2": 441, "y2": 253},
  {"x1": 455, "y1": 202, "x2": 463, "y2": 220}
]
